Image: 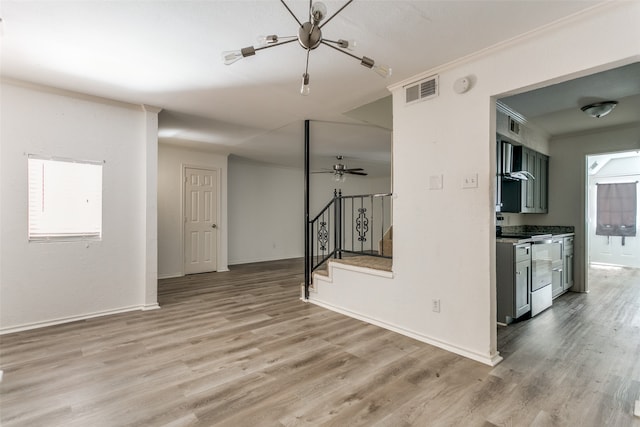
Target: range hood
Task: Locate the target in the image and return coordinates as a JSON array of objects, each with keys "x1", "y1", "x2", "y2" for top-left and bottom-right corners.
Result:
[{"x1": 501, "y1": 142, "x2": 535, "y2": 181}]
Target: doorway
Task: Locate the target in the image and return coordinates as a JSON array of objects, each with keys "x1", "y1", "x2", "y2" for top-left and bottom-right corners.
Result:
[
  {"x1": 184, "y1": 166, "x2": 219, "y2": 274},
  {"x1": 586, "y1": 151, "x2": 640, "y2": 271}
]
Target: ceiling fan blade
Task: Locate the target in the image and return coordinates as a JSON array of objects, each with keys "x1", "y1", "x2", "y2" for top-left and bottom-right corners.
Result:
[
  {"x1": 346, "y1": 171, "x2": 368, "y2": 176},
  {"x1": 311, "y1": 171, "x2": 334, "y2": 174},
  {"x1": 343, "y1": 168, "x2": 364, "y2": 172}
]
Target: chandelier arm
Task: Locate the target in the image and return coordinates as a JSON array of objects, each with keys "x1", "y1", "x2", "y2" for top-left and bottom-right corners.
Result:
[
  {"x1": 254, "y1": 38, "x2": 298, "y2": 52},
  {"x1": 320, "y1": 40, "x2": 362, "y2": 61},
  {"x1": 304, "y1": 47, "x2": 311, "y2": 75},
  {"x1": 279, "y1": 0, "x2": 303, "y2": 27},
  {"x1": 320, "y1": 0, "x2": 354, "y2": 29}
]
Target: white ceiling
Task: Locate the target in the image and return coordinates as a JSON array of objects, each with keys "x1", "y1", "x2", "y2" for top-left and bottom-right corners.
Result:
[
  {"x1": 0, "y1": 0, "x2": 610, "y2": 174},
  {"x1": 500, "y1": 62, "x2": 640, "y2": 137}
]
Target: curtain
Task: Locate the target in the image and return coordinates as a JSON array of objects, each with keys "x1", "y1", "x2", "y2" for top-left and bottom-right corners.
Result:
[{"x1": 596, "y1": 182, "x2": 637, "y2": 237}]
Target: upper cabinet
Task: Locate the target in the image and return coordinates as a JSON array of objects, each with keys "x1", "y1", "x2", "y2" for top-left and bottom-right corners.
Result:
[
  {"x1": 502, "y1": 146, "x2": 549, "y2": 214},
  {"x1": 496, "y1": 106, "x2": 550, "y2": 214}
]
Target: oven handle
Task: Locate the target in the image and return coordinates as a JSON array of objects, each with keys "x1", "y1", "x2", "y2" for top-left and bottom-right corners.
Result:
[{"x1": 531, "y1": 239, "x2": 553, "y2": 244}]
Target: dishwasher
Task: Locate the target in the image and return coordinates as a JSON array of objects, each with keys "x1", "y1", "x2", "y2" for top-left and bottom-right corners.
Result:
[{"x1": 530, "y1": 236, "x2": 562, "y2": 316}]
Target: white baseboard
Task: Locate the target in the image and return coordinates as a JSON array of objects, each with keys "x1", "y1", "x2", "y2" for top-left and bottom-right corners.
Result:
[
  {"x1": 228, "y1": 254, "x2": 302, "y2": 266},
  {"x1": 0, "y1": 304, "x2": 156, "y2": 335},
  {"x1": 141, "y1": 303, "x2": 160, "y2": 311},
  {"x1": 158, "y1": 273, "x2": 183, "y2": 279},
  {"x1": 308, "y1": 298, "x2": 502, "y2": 367}
]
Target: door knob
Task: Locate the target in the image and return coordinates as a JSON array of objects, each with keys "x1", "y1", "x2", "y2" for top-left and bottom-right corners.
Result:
[{"x1": 212, "y1": 224, "x2": 217, "y2": 229}]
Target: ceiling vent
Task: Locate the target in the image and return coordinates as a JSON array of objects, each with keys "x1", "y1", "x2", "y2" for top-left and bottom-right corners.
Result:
[{"x1": 405, "y1": 75, "x2": 438, "y2": 105}]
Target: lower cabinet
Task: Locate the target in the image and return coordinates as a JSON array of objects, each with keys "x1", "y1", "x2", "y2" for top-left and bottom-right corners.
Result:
[
  {"x1": 563, "y1": 235, "x2": 574, "y2": 291},
  {"x1": 497, "y1": 242, "x2": 531, "y2": 324},
  {"x1": 551, "y1": 237, "x2": 564, "y2": 298},
  {"x1": 552, "y1": 234, "x2": 575, "y2": 299},
  {"x1": 514, "y1": 259, "x2": 531, "y2": 318}
]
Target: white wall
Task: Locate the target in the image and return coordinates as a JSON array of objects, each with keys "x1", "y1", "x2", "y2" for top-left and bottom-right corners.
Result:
[
  {"x1": 228, "y1": 156, "x2": 392, "y2": 265},
  {"x1": 311, "y1": 2, "x2": 640, "y2": 365},
  {"x1": 157, "y1": 142, "x2": 229, "y2": 278},
  {"x1": 228, "y1": 157, "x2": 303, "y2": 265},
  {"x1": 310, "y1": 174, "x2": 391, "y2": 214},
  {"x1": 0, "y1": 81, "x2": 158, "y2": 332}
]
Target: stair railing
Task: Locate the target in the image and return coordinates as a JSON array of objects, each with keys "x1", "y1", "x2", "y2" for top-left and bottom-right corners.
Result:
[{"x1": 305, "y1": 189, "x2": 392, "y2": 298}]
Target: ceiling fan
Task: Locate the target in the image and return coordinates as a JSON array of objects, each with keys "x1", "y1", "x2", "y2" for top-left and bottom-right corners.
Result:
[{"x1": 313, "y1": 156, "x2": 368, "y2": 182}]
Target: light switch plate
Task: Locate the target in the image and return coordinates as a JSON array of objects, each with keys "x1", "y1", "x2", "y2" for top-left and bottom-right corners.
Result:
[
  {"x1": 429, "y1": 174, "x2": 443, "y2": 190},
  {"x1": 462, "y1": 173, "x2": 478, "y2": 189}
]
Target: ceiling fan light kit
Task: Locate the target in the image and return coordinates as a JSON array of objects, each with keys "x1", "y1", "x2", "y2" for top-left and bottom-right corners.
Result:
[
  {"x1": 222, "y1": 0, "x2": 392, "y2": 95},
  {"x1": 313, "y1": 156, "x2": 368, "y2": 180},
  {"x1": 580, "y1": 101, "x2": 618, "y2": 118}
]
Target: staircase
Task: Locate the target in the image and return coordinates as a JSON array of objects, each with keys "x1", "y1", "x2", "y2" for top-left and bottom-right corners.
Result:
[{"x1": 303, "y1": 190, "x2": 392, "y2": 299}]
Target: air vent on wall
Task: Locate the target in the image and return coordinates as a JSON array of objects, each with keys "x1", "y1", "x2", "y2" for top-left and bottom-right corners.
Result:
[
  {"x1": 509, "y1": 116, "x2": 520, "y2": 135},
  {"x1": 405, "y1": 75, "x2": 439, "y2": 105}
]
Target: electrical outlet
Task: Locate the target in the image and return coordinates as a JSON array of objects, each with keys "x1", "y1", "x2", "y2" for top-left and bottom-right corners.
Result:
[{"x1": 432, "y1": 299, "x2": 441, "y2": 313}]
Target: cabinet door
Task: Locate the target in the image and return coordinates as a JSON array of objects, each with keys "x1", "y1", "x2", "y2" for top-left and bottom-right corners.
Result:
[
  {"x1": 564, "y1": 253, "x2": 574, "y2": 290},
  {"x1": 521, "y1": 148, "x2": 536, "y2": 213},
  {"x1": 537, "y1": 154, "x2": 549, "y2": 213},
  {"x1": 552, "y1": 266, "x2": 563, "y2": 297},
  {"x1": 515, "y1": 260, "x2": 531, "y2": 317}
]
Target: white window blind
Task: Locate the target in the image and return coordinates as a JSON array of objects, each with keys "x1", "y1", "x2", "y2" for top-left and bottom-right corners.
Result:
[{"x1": 28, "y1": 156, "x2": 103, "y2": 241}]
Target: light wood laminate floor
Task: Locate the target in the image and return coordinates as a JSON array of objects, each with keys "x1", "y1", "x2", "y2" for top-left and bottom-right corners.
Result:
[{"x1": 1, "y1": 259, "x2": 639, "y2": 426}]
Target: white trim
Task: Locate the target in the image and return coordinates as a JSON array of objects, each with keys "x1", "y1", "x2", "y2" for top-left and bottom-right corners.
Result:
[
  {"x1": 315, "y1": 260, "x2": 394, "y2": 282},
  {"x1": 141, "y1": 303, "x2": 160, "y2": 311},
  {"x1": 308, "y1": 297, "x2": 502, "y2": 367},
  {"x1": 0, "y1": 305, "x2": 152, "y2": 335},
  {"x1": 388, "y1": 2, "x2": 619, "y2": 92},
  {"x1": 181, "y1": 164, "x2": 222, "y2": 275},
  {"x1": 228, "y1": 254, "x2": 302, "y2": 266},
  {"x1": 0, "y1": 77, "x2": 142, "y2": 111},
  {"x1": 158, "y1": 273, "x2": 184, "y2": 280}
]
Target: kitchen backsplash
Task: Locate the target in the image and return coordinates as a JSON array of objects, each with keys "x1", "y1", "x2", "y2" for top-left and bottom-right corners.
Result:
[{"x1": 501, "y1": 225, "x2": 575, "y2": 235}]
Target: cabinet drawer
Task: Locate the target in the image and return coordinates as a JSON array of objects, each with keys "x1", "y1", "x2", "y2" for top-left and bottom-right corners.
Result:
[
  {"x1": 563, "y1": 236, "x2": 574, "y2": 255},
  {"x1": 515, "y1": 244, "x2": 531, "y2": 263}
]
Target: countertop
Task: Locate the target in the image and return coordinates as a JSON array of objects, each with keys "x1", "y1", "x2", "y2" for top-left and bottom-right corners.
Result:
[{"x1": 496, "y1": 232, "x2": 574, "y2": 245}]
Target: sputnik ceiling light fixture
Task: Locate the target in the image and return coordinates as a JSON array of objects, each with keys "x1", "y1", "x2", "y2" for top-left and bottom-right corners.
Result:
[{"x1": 221, "y1": 0, "x2": 392, "y2": 96}]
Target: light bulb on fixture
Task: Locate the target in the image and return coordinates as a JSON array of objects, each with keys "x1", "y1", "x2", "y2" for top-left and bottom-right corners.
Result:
[
  {"x1": 221, "y1": 47, "x2": 256, "y2": 65},
  {"x1": 311, "y1": 2, "x2": 327, "y2": 24},
  {"x1": 373, "y1": 63, "x2": 392, "y2": 78},
  {"x1": 360, "y1": 56, "x2": 392, "y2": 78},
  {"x1": 222, "y1": 50, "x2": 243, "y2": 65},
  {"x1": 300, "y1": 73, "x2": 311, "y2": 96},
  {"x1": 256, "y1": 35, "x2": 278, "y2": 47},
  {"x1": 337, "y1": 39, "x2": 356, "y2": 51}
]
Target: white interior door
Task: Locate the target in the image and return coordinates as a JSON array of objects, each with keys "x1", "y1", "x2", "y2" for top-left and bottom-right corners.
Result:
[{"x1": 184, "y1": 167, "x2": 218, "y2": 274}]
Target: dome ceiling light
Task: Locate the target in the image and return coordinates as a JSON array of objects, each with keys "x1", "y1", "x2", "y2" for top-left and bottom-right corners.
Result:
[
  {"x1": 222, "y1": 0, "x2": 392, "y2": 96},
  {"x1": 580, "y1": 101, "x2": 618, "y2": 118}
]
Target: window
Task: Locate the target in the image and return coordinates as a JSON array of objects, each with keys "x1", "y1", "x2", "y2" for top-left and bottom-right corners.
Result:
[
  {"x1": 28, "y1": 156, "x2": 103, "y2": 241},
  {"x1": 596, "y1": 182, "x2": 637, "y2": 238}
]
